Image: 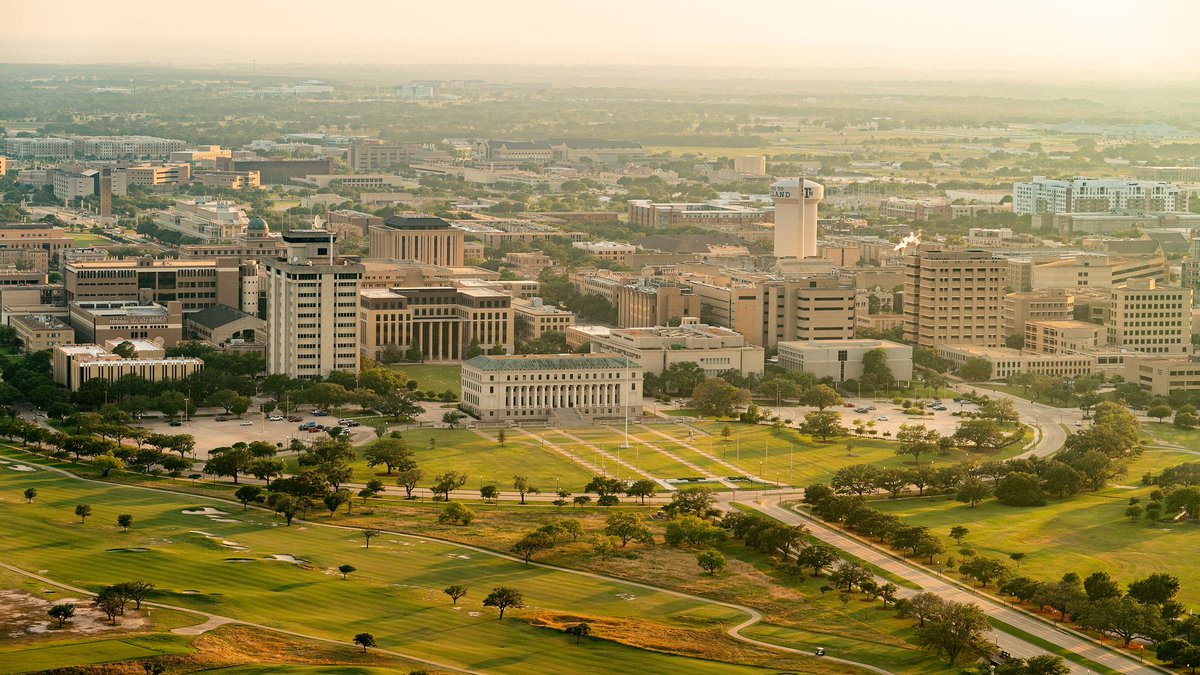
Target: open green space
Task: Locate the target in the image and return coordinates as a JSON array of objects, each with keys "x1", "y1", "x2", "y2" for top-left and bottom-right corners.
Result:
[
  {"x1": 64, "y1": 232, "x2": 116, "y2": 247},
  {"x1": 385, "y1": 363, "x2": 462, "y2": 396},
  {"x1": 870, "y1": 448, "x2": 1200, "y2": 605},
  {"x1": 1141, "y1": 422, "x2": 1200, "y2": 449},
  {"x1": 0, "y1": 634, "x2": 195, "y2": 675},
  {"x1": 0, "y1": 455, "x2": 797, "y2": 674},
  {"x1": 986, "y1": 619, "x2": 1122, "y2": 675}
]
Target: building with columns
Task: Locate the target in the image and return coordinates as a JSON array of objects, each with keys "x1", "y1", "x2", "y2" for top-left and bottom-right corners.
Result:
[
  {"x1": 460, "y1": 352, "x2": 640, "y2": 424},
  {"x1": 359, "y1": 286, "x2": 513, "y2": 361},
  {"x1": 367, "y1": 215, "x2": 465, "y2": 267}
]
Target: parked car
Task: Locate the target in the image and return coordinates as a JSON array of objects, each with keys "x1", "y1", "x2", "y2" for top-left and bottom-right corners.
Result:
[
  {"x1": 215, "y1": 416, "x2": 228, "y2": 422},
  {"x1": 876, "y1": 416, "x2": 889, "y2": 421},
  {"x1": 268, "y1": 415, "x2": 284, "y2": 421},
  {"x1": 312, "y1": 409, "x2": 329, "y2": 417},
  {"x1": 240, "y1": 420, "x2": 253, "y2": 426},
  {"x1": 168, "y1": 420, "x2": 183, "y2": 427},
  {"x1": 866, "y1": 405, "x2": 877, "y2": 411},
  {"x1": 1074, "y1": 421, "x2": 1083, "y2": 427},
  {"x1": 843, "y1": 403, "x2": 855, "y2": 408},
  {"x1": 307, "y1": 427, "x2": 323, "y2": 433},
  {"x1": 343, "y1": 420, "x2": 360, "y2": 427},
  {"x1": 337, "y1": 418, "x2": 353, "y2": 425},
  {"x1": 298, "y1": 422, "x2": 316, "y2": 430},
  {"x1": 287, "y1": 416, "x2": 303, "y2": 423},
  {"x1": 854, "y1": 407, "x2": 870, "y2": 413}
]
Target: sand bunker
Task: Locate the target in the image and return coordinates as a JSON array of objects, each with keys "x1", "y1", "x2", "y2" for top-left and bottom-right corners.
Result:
[
  {"x1": 224, "y1": 558, "x2": 254, "y2": 563},
  {"x1": 8, "y1": 465, "x2": 35, "y2": 472},
  {"x1": 269, "y1": 554, "x2": 308, "y2": 564},
  {"x1": 182, "y1": 508, "x2": 227, "y2": 516},
  {"x1": 210, "y1": 518, "x2": 239, "y2": 523},
  {"x1": 0, "y1": 589, "x2": 147, "y2": 638}
]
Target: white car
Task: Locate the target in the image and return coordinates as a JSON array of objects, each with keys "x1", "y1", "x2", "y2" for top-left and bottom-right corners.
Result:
[
  {"x1": 240, "y1": 420, "x2": 253, "y2": 426},
  {"x1": 268, "y1": 415, "x2": 284, "y2": 421},
  {"x1": 876, "y1": 416, "x2": 889, "y2": 421}
]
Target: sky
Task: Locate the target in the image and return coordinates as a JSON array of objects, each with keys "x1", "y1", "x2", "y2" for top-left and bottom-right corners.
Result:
[{"x1": 4, "y1": 0, "x2": 1199, "y2": 74}]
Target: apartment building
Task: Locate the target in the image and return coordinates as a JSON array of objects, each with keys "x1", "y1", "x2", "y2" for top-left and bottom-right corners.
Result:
[
  {"x1": 1013, "y1": 176, "x2": 1182, "y2": 215},
  {"x1": 359, "y1": 286, "x2": 512, "y2": 361},
  {"x1": 68, "y1": 300, "x2": 184, "y2": 346},
  {"x1": 265, "y1": 231, "x2": 362, "y2": 378},
  {"x1": 903, "y1": 246, "x2": 1005, "y2": 348},
  {"x1": 64, "y1": 257, "x2": 241, "y2": 311},
  {"x1": 778, "y1": 338, "x2": 912, "y2": 385},
  {"x1": 453, "y1": 221, "x2": 587, "y2": 247},
  {"x1": 512, "y1": 297, "x2": 575, "y2": 341},
  {"x1": 70, "y1": 135, "x2": 186, "y2": 160},
  {"x1": 4, "y1": 137, "x2": 72, "y2": 160},
  {"x1": 1002, "y1": 288, "x2": 1075, "y2": 339},
  {"x1": 617, "y1": 281, "x2": 698, "y2": 329},
  {"x1": 367, "y1": 216, "x2": 465, "y2": 267},
  {"x1": 590, "y1": 317, "x2": 764, "y2": 377},
  {"x1": 627, "y1": 200, "x2": 770, "y2": 229},
  {"x1": 460, "y1": 353, "x2": 640, "y2": 424},
  {"x1": 52, "y1": 343, "x2": 202, "y2": 391},
  {"x1": 1106, "y1": 279, "x2": 1192, "y2": 355}
]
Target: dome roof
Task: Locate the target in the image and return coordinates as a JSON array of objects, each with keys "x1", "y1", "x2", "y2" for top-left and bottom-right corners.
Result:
[{"x1": 247, "y1": 216, "x2": 268, "y2": 232}]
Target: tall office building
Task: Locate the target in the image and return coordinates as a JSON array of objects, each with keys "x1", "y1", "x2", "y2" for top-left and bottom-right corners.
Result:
[
  {"x1": 367, "y1": 215, "x2": 465, "y2": 267},
  {"x1": 904, "y1": 246, "x2": 1006, "y2": 348},
  {"x1": 1106, "y1": 279, "x2": 1192, "y2": 355},
  {"x1": 265, "y1": 231, "x2": 364, "y2": 378}
]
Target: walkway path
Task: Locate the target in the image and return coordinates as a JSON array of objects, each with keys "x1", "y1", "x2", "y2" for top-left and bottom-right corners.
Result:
[
  {"x1": 607, "y1": 425, "x2": 734, "y2": 488},
  {"x1": 634, "y1": 424, "x2": 784, "y2": 486},
  {"x1": 545, "y1": 428, "x2": 675, "y2": 490}
]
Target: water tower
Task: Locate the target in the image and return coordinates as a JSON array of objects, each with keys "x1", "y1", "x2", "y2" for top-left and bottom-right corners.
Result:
[{"x1": 770, "y1": 177, "x2": 824, "y2": 259}]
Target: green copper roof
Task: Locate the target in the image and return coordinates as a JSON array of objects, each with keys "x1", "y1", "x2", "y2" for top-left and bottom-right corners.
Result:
[{"x1": 464, "y1": 354, "x2": 639, "y2": 371}]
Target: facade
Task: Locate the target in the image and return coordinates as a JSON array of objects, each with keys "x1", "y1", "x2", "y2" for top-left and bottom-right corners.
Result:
[
  {"x1": 367, "y1": 216, "x2": 465, "y2": 267},
  {"x1": 546, "y1": 138, "x2": 646, "y2": 164},
  {"x1": 359, "y1": 286, "x2": 512, "y2": 361},
  {"x1": 1002, "y1": 288, "x2": 1075, "y2": 340},
  {"x1": 69, "y1": 135, "x2": 185, "y2": 160},
  {"x1": 265, "y1": 231, "x2": 363, "y2": 378},
  {"x1": 327, "y1": 210, "x2": 383, "y2": 237},
  {"x1": 215, "y1": 156, "x2": 334, "y2": 184},
  {"x1": 569, "y1": 268, "x2": 632, "y2": 304},
  {"x1": 52, "y1": 344, "x2": 202, "y2": 391},
  {"x1": 348, "y1": 142, "x2": 425, "y2": 171},
  {"x1": 1013, "y1": 177, "x2": 1182, "y2": 215},
  {"x1": 572, "y1": 241, "x2": 635, "y2": 264},
  {"x1": 0, "y1": 248, "x2": 49, "y2": 273},
  {"x1": 118, "y1": 163, "x2": 191, "y2": 190},
  {"x1": 193, "y1": 170, "x2": 260, "y2": 189},
  {"x1": 68, "y1": 300, "x2": 184, "y2": 346},
  {"x1": 938, "y1": 344, "x2": 1098, "y2": 381},
  {"x1": 512, "y1": 297, "x2": 575, "y2": 341},
  {"x1": 628, "y1": 200, "x2": 770, "y2": 229},
  {"x1": 154, "y1": 198, "x2": 250, "y2": 243},
  {"x1": 777, "y1": 338, "x2": 913, "y2": 385},
  {"x1": 617, "y1": 281, "x2": 698, "y2": 329},
  {"x1": 1126, "y1": 357, "x2": 1200, "y2": 396},
  {"x1": 177, "y1": 216, "x2": 284, "y2": 261},
  {"x1": 903, "y1": 246, "x2": 1005, "y2": 348},
  {"x1": 64, "y1": 257, "x2": 241, "y2": 310},
  {"x1": 1024, "y1": 320, "x2": 1104, "y2": 355},
  {"x1": 1031, "y1": 254, "x2": 1168, "y2": 289},
  {"x1": 9, "y1": 313, "x2": 75, "y2": 352},
  {"x1": 52, "y1": 167, "x2": 99, "y2": 201},
  {"x1": 473, "y1": 140, "x2": 553, "y2": 167},
  {"x1": 1105, "y1": 279, "x2": 1192, "y2": 355},
  {"x1": 734, "y1": 155, "x2": 767, "y2": 175},
  {"x1": 185, "y1": 304, "x2": 266, "y2": 347},
  {"x1": 4, "y1": 137, "x2": 72, "y2": 160},
  {"x1": 460, "y1": 353, "x2": 641, "y2": 423},
  {"x1": 592, "y1": 318, "x2": 764, "y2": 377}
]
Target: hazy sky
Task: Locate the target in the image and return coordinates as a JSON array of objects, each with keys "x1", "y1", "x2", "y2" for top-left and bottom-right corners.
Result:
[{"x1": 4, "y1": 0, "x2": 1199, "y2": 74}]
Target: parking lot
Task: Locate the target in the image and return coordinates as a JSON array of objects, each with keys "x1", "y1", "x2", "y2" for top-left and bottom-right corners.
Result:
[
  {"x1": 137, "y1": 411, "x2": 377, "y2": 460},
  {"x1": 767, "y1": 396, "x2": 979, "y2": 437}
]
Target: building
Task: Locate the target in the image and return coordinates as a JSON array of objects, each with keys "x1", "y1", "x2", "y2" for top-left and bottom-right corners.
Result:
[
  {"x1": 193, "y1": 170, "x2": 260, "y2": 190},
  {"x1": 348, "y1": 142, "x2": 428, "y2": 171},
  {"x1": 265, "y1": 231, "x2": 363, "y2": 378},
  {"x1": 545, "y1": 138, "x2": 646, "y2": 165},
  {"x1": 4, "y1": 137, "x2": 73, "y2": 159},
  {"x1": 1126, "y1": 356, "x2": 1200, "y2": 396},
  {"x1": 1031, "y1": 254, "x2": 1168, "y2": 289},
  {"x1": 512, "y1": 297, "x2": 575, "y2": 341},
  {"x1": 618, "y1": 280, "x2": 698, "y2": 329},
  {"x1": 903, "y1": 246, "x2": 1005, "y2": 348},
  {"x1": 185, "y1": 304, "x2": 266, "y2": 347},
  {"x1": 170, "y1": 146, "x2": 231, "y2": 164},
  {"x1": 628, "y1": 200, "x2": 770, "y2": 229},
  {"x1": 0, "y1": 156, "x2": 6, "y2": 176},
  {"x1": 460, "y1": 353, "x2": 641, "y2": 424},
  {"x1": 938, "y1": 344, "x2": 1098, "y2": 381},
  {"x1": 367, "y1": 215, "x2": 465, "y2": 267},
  {"x1": 52, "y1": 343, "x2": 202, "y2": 391},
  {"x1": 572, "y1": 241, "x2": 635, "y2": 264},
  {"x1": 1043, "y1": 211, "x2": 1200, "y2": 237},
  {"x1": 591, "y1": 317, "x2": 764, "y2": 377},
  {"x1": 8, "y1": 313, "x2": 74, "y2": 352},
  {"x1": 177, "y1": 216, "x2": 284, "y2": 261},
  {"x1": 154, "y1": 198, "x2": 249, "y2": 243},
  {"x1": 395, "y1": 83, "x2": 435, "y2": 99},
  {"x1": 771, "y1": 178, "x2": 823, "y2": 259},
  {"x1": 453, "y1": 220, "x2": 588, "y2": 247},
  {"x1": 569, "y1": 268, "x2": 632, "y2": 304},
  {"x1": 115, "y1": 163, "x2": 191, "y2": 191},
  {"x1": 777, "y1": 338, "x2": 913, "y2": 385},
  {"x1": 0, "y1": 224, "x2": 74, "y2": 255},
  {"x1": 1013, "y1": 176, "x2": 1183, "y2": 215},
  {"x1": 215, "y1": 156, "x2": 334, "y2": 184},
  {"x1": 1024, "y1": 320, "x2": 1104, "y2": 355},
  {"x1": 327, "y1": 210, "x2": 383, "y2": 238},
  {"x1": 65, "y1": 257, "x2": 242, "y2": 311},
  {"x1": 359, "y1": 286, "x2": 512, "y2": 361},
  {"x1": 1002, "y1": 288, "x2": 1075, "y2": 340},
  {"x1": 0, "y1": 248, "x2": 49, "y2": 273},
  {"x1": 1106, "y1": 279, "x2": 1192, "y2": 355},
  {"x1": 473, "y1": 140, "x2": 553, "y2": 167},
  {"x1": 69, "y1": 135, "x2": 186, "y2": 160},
  {"x1": 734, "y1": 155, "x2": 767, "y2": 175},
  {"x1": 50, "y1": 167, "x2": 99, "y2": 201},
  {"x1": 68, "y1": 300, "x2": 184, "y2": 346}
]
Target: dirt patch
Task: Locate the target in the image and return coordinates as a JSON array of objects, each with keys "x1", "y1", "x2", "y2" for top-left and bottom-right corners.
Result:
[
  {"x1": 525, "y1": 611, "x2": 848, "y2": 673},
  {"x1": 0, "y1": 588, "x2": 148, "y2": 643}
]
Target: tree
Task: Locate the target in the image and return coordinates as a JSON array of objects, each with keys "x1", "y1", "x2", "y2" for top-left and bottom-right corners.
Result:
[
  {"x1": 915, "y1": 600, "x2": 994, "y2": 665},
  {"x1": 430, "y1": 471, "x2": 467, "y2": 500},
  {"x1": 74, "y1": 504, "x2": 92, "y2": 523},
  {"x1": 954, "y1": 419, "x2": 1006, "y2": 450},
  {"x1": 949, "y1": 526, "x2": 969, "y2": 544},
  {"x1": 1126, "y1": 572, "x2": 1181, "y2": 608},
  {"x1": 995, "y1": 472, "x2": 1046, "y2": 506},
  {"x1": 396, "y1": 467, "x2": 425, "y2": 499},
  {"x1": 233, "y1": 485, "x2": 262, "y2": 511},
  {"x1": 957, "y1": 357, "x2": 993, "y2": 382},
  {"x1": 662, "y1": 486, "x2": 717, "y2": 518},
  {"x1": 496, "y1": 429, "x2": 507, "y2": 447},
  {"x1": 23, "y1": 487, "x2": 36, "y2": 503},
  {"x1": 117, "y1": 514, "x2": 133, "y2": 532},
  {"x1": 1082, "y1": 571, "x2": 1121, "y2": 601},
  {"x1": 1041, "y1": 461, "x2": 1083, "y2": 499},
  {"x1": 512, "y1": 531, "x2": 553, "y2": 563},
  {"x1": 625, "y1": 479, "x2": 657, "y2": 505},
  {"x1": 480, "y1": 485, "x2": 499, "y2": 502},
  {"x1": 512, "y1": 475, "x2": 539, "y2": 505},
  {"x1": 958, "y1": 557, "x2": 1010, "y2": 587},
  {"x1": 831, "y1": 463, "x2": 879, "y2": 496},
  {"x1": 323, "y1": 491, "x2": 347, "y2": 516},
  {"x1": 878, "y1": 582, "x2": 899, "y2": 607},
  {"x1": 93, "y1": 588, "x2": 125, "y2": 625},
  {"x1": 801, "y1": 410, "x2": 848, "y2": 441},
  {"x1": 1149, "y1": 404, "x2": 1173, "y2": 423},
  {"x1": 955, "y1": 477, "x2": 990, "y2": 507},
  {"x1": 444, "y1": 585, "x2": 468, "y2": 605},
  {"x1": 896, "y1": 424, "x2": 941, "y2": 465},
  {"x1": 364, "y1": 437, "x2": 414, "y2": 475},
  {"x1": 696, "y1": 549, "x2": 727, "y2": 575},
  {"x1": 567, "y1": 622, "x2": 592, "y2": 644},
  {"x1": 483, "y1": 587, "x2": 524, "y2": 619},
  {"x1": 203, "y1": 447, "x2": 252, "y2": 484},
  {"x1": 604, "y1": 512, "x2": 653, "y2": 547},
  {"x1": 899, "y1": 592, "x2": 945, "y2": 628},
  {"x1": 690, "y1": 377, "x2": 751, "y2": 418},
  {"x1": 662, "y1": 361, "x2": 707, "y2": 397},
  {"x1": 664, "y1": 515, "x2": 727, "y2": 548},
  {"x1": 860, "y1": 347, "x2": 896, "y2": 393},
  {"x1": 439, "y1": 501, "x2": 476, "y2": 525},
  {"x1": 829, "y1": 561, "x2": 872, "y2": 592},
  {"x1": 114, "y1": 581, "x2": 153, "y2": 610},
  {"x1": 338, "y1": 563, "x2": 356, "y2": 580},
  {"x1": 796, "y1": 543, "x2": 840, "y2": 576},
  {"x1": 802, "y1": 384, "x2": 844, "y2": 411},
  {"x1": 93, "y1": 453, "x2": 124, "y2": 477},
  {"x1": 1076, "y1": 596, "x2": 1165, "y2": 646},
  {"x1": 353, "y1": 632, "x2": 376, "y2": 653},
  {"x1": 375, "y1": 389, "x2": 422, "y2": 421},
  {"x1": 48, "y1": 603, "x2": 75, "y2": 628}
]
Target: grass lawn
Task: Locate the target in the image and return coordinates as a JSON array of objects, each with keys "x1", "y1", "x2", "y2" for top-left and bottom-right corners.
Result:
[
  {"x1": 870, "y1": 448, "x2": 1200, "y2": 605},
  {"x1": 1142, "y1": 422, "x2": 1200, "y2": 449},
  {"x1": 65, "y1": 232, "x2": 116, "y2": 247},
  {"x1": 385, "y1": 363, "x2": 462, "y2": 396},
  {"x1": 0, "y1": 454, "x2": 805, "y2": 674}
]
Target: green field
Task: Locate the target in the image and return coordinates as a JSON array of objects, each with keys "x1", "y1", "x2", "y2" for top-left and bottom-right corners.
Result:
[
  {"x1": 386, "y1": 363, "x2": 462, "y2": 396},
  {"x1": 65, "y1": 232, "x2": 116, "y2": 247},
  {"x1": 870, "y1": 448, "x2": 1200, "y2": 604}
]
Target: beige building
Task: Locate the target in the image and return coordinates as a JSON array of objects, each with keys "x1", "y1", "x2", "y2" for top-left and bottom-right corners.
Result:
[
  {"x1": 778, "y1": 338, "x2": 913, "y2": 385},
  {"x1": 503, "y1": 252, "x2": 556, "y2": 278},
  {"x1": 627, "y1": 200, "x2": 769, "y2": 229},
  {"x1": 733, "y1": 155, "x2": 767, "y2": 175},
  {"x1": 64, "y1": 257, "x2": 241, "y2": 311},
  {"x1": 1105, "y1": 279, "x2": 1192, "y2": 355},
  {"x1": 368, "y1": 216, "x2": 465, "y2": 267},
  {"x1": 154, "y1": 198, "x2": 250, "y2": 243},
  {"x1": 617, "y1": 281, "x2": 698, "y2": 329},
  {"x1": 572, "y1": 241, "x2": 635, "y2": 264},
  {"x1": 328, "y1": 210, "x2": 382, "y2": 238},
  {"x1": 177, "y1": 217, "x2": 284, "y2": 262},
  {"x1": 1126, "y1": 356, "x2": 1200, "y2": 396},
  {"x1": 569, "y1": 268, "x2": 632, "y2": 304},
  {"x1": 0, "y1": 248, "x2": 49, "y2": 273},
  {"x1": 591, "y1": 318, "x2": 764, "y2": 377},
  {"x1": 512, "y1": 297, "x2": 575, "y2": 341},
  {"x1": 0, "y1": 224, "x2": 74, "y2": 255},
  {"x1": 460, "y1": 352, "x2": 641, "y2": 424},
  {"x1": 1024, "y1": 320, "x2": 1104, "y2": 355},
  {"x1": 193, "y1": 170, "x2": 260, "y2": 190},
  {"x1": 52, "y1": 343, "x2": 202, "y2": 391},
  {"x1": 359, "y1": 286, "x2": 512, "y2": 361},
  {"x1": 348, "y1": 142, "x2": 426, "y2": 171},
  {"x1": 185, "y1": 304, "x2": 266, "y2": 347},
  {"x1": 68, "y1": 300, "x2": 184, "y2": 346},
  {"x1": 1031, "y1": 254, "x2": 1168, "y2": 290},
  {"x1": 938, "y1": 344, "x2": 1097, "y2": 381},
  {"x1": 1002, "y1": 288, "x2": 1075, "y2": 340},
  {"x1": 265, "y1": 231, "x2": 364, "y2": 379},
  {"x1": 904, "y1": 246, "x2": 1005, "y2": 348},
  {"x1": 9, "y1": 314, "x2": 74, "y2": 352}
]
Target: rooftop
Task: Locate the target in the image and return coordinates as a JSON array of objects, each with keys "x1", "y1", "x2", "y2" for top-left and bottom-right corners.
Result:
[
  {"x1": 186, "y1": 303, "x2": 260, "y2": 330},
  {"x1": 464, "y1": 353, "x2": 638, "y2": 371},
  {"x1": 382, "y1": 215, "x2": 454, "y2": 231}
]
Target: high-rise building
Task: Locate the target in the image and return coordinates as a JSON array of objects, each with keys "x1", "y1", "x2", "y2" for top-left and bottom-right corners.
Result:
[
  {"x1": 904, "y1": 246, "x2": 1005, "y2": 348},
  {"x1": 1002, "y1": 288, "x2": 1075, "y2": 340},
  {"x1": 1105, "y1": 279, "x2": 1192, "y2": 355},
  {"x1": 367, "y1": 215, "x2": 465, "y2": 267},
  {"x1": 64, "y1": 257, "x2": 241, "y2": 310},
  {"x1": 1013, "y1": 176, "x2": 1182, "y2": 215},
  {"x1": 617, "y1": 280, "x2": 698, "y2": 328},
  {"x1": 98, "y1": 168, "x2": 113, "y2": 226},
  {"x1": 770, "y1": 177, "x2": 823, "y2": 259},
  {"x1": 265, "y1": 231, "x2": 363, "y2": 378}
]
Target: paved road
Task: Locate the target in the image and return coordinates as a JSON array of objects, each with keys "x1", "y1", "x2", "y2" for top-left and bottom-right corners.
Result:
[
  {"x1": 962, "y1": 386, "x2": 1082, "y2": 459},
  {"x1": 742, "y1": 500, "x2": 1161, "y2": 675}
]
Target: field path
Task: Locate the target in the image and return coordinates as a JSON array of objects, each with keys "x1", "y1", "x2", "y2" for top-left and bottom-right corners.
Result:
[
  {"x1": 634, "y1": 424, "x2": 784, "y2": 486},
  {"x1": 545, "y1": 428, "x2": 675, "y2": 490},
  {"x1": 6, "y1": 448, "x2": 892, "y2": 675}
]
